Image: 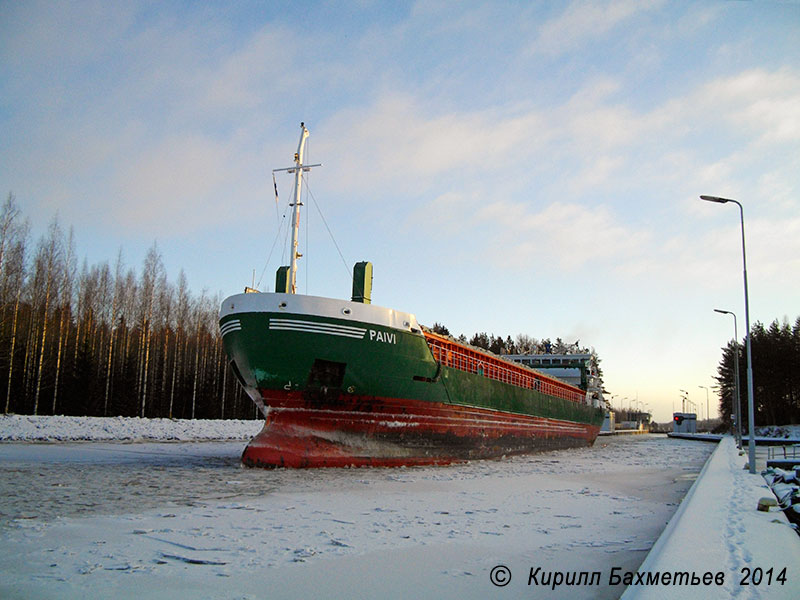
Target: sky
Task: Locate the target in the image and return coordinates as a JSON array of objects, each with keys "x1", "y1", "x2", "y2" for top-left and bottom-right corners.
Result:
[{"x1": 1, "y1": 0, "x2": 799, "y2": 422}]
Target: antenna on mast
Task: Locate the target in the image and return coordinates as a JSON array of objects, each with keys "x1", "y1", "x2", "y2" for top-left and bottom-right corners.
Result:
[{"x1": 272, "y1": 122, "x2": 322, "y2": 294}]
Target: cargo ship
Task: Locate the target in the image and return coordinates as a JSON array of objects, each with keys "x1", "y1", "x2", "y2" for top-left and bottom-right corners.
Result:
[{"x1": 219, "y1": 124, "x2": 604, "y2": 468}]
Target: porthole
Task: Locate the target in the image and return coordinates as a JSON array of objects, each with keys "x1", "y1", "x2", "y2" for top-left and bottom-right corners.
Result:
[
  {"x1": 342, "y1": 308, "x2": 352, "y2": 315},
  {"x1": 279, "y1": 302, "x2": 287, "y2": 309}
]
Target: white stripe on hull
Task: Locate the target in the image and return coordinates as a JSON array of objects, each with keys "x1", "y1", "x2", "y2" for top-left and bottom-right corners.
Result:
[
  {"x1": 268, "y1": 318, "x2": 367, "y2": 339},
  {"x1": 220, "y1": 319, "x2": 242, "y2": 336}
]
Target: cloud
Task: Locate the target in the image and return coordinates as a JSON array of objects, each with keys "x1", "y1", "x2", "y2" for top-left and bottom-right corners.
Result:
[
  {"x1": 311, "y1": 58, "x2": 800, "y2": 290},
  {"x1": 189, "y1": 25, "x2": 304, "y2": 116},
  {"x1": 111, "y1": 134, "x2": 240, "y2": 233},
  {"x1": 0, "y1": 5, "x2": 318, "y2": 236},
  {"x1": 3, "y1": 0, "x2": 798, "y2": 273},
  {"x1": 655, "y1": 68, "x2": 800, "y2": 148},
  {"x1": 316, "y1": 94, "x2": 550, "y2": 194},
  {"x1": 318, "y1": 63, "x2": 799, "y2": 200},
  {"x1": 721, "y1": 70, "x2": 800, "y2": 145},
  {"x1": 527, "y1": 0, "x2": 665, "y2": 57},
  {"x1": 0, "y1": 1, "x2": 137, "y2": 82},
  {"x1": 476, "y1": 201, "x2": 652, "y2": 272}
]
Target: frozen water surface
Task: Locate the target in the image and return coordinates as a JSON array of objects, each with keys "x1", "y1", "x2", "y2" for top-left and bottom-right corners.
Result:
[{"x1": 0, "y1": 432, "x2": 714, "y2": 600}]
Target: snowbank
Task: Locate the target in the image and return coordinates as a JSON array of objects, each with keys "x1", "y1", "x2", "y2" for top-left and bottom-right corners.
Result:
[
  {"x1": 755, "y1": 425, "x2": 800, "y2": 440},
  {"x1": 0, "y1": 414, "x2": 262, "y2": 442},
  {"x1": 3, "y1": 415, "x2": 797, "y2": 445}
]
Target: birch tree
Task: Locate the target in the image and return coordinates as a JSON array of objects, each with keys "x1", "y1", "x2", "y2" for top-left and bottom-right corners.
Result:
[
  {"x1": 0, "y1": 201, "x2": 260, "y2": 421},
  {"x1": 103, "y1": 249, "x2": 124, "y2": 415},
  {"x1": 0, "y1": 194, "x2": 22, "y2": 301},
  {"x1": 138, "y1": 242, "x2": 164, "y2": 417},
  {"x1": 32, "y1": 217, "x2": 64, "y2": 414},
  {"x1": 52, "y1": 227, "x2": 76, "y2": 413},
  {"x1": 2, "y1": 209, "x2": 28, "y2": 413},
  {"x1": 170, "y1": 269, "x2": 190, "y2": 418}
]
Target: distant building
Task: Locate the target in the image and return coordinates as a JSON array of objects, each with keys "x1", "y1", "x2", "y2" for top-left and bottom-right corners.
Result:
[{"x1": 672, "y1": 412, "x2": 697, "y2": 434}]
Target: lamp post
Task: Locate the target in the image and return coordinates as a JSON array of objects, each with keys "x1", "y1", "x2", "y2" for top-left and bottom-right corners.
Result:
[
  {"x1": 714, "y1": 308, "x2": 742, "y2": 449},
  {"x1": 699, "y1": 385, "x2": 710, "y2": 430},
  {"x1": 701, "y1": 195, "x2": 756, "y2": 473}
]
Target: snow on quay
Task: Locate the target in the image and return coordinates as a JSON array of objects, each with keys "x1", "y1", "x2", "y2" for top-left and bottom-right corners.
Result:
[
  {"x1": 622, "y1": 436, "x2": 800, "y2": 600},
  {"x1": 0, "y1": 414, "x2": 262, "y2": 442}
]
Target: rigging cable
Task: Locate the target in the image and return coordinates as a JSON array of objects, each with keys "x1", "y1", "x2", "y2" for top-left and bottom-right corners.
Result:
[
  {"x1": 255, "y1": 193, "x2": 290, "y2": 291},
  {"x1": 303, "y1": 175, "x2": 353, "y2": 282},
  {"x1": 304, "y1": 172, "x2": 309, "y2": 294}
]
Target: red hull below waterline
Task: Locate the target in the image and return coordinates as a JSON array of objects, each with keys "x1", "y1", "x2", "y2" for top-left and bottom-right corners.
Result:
[{"x1": 241, "y1": 392, "x2": 601, "y2": 468}]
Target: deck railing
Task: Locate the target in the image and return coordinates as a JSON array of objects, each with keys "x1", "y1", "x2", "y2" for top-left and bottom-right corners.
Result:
[{"x1": 424, "y1": 333, "x2": 584, "y2": 404}]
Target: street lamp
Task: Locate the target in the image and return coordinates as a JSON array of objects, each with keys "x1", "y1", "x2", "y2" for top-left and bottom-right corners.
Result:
[
  {"x1": 699, "y1": 385, "x2": 710, "y2": 430},
  {"x1": 714, "y1": 308, "x2": 742, "y2": 449},
  {"x1": 701, "y1": 195, "x2": 756, "y2": 474}
]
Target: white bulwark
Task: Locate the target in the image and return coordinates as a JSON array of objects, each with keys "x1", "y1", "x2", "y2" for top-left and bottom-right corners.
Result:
[{"x1": 220, "y1": 292, "x2": 423, "y2": 336}]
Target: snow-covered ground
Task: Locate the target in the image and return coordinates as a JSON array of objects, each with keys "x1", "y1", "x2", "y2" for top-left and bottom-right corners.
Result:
[
  {"x1": 0, "y1": 414, "x2": 262, "y2": 442},
  {"x1": 0, "y1": 417, "x2": 718, "y2": 600},
  {"x1": 3, "y1": 418, "x2": 798, "y2": 599},
  {"x1": 754, "y1": 425, "x2": 800, "y2": 439}
]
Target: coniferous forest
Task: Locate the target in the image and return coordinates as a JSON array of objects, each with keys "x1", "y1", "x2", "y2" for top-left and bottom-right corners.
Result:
[
  {"x1": 716, "y1": 317, "x2": 800, "y2": 431},
  {"x1": 0, "y1": 194, "x2": 257, "y2": 420}
]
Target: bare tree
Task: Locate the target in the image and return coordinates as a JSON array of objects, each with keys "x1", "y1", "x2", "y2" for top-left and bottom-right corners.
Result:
[
  {"x1": 514, "y1": 334, "x2": 540, "y2": 355},
  {"x1": 0, "y1": 201, "x2": 259, "y2": 421},
  {"x1": 32, "y1": 217, "x2": 64, "y2": 414},
  {"x1": 0, "y1": 193, "x2": 22, "y2": 304},
  {"x1": 2, "y1": 205, "x2": 29, "y2": 413},
  {"x1": 138, "y1": 242, "x2": 164, "y2": 417},
  {"x1": 190, "y1": 290, "x2": 207, "y2": 419},
  {"x1": 170, "y1": 270, "x2": 190, "y2": 418},
  {"x1": 157, "y1": 274, "x2": 174, "y2": 416},
  {"x1": 103, "y1": 249, "x2": 125, "y2": 415},
  {"x1": 52, "y1": 227, "x2": 76, "y2": 413}
]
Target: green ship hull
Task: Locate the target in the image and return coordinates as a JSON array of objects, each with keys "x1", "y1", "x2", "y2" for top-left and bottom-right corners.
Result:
[{"x1": 220, "y1": 291, "x2": 603, "y2": 468}]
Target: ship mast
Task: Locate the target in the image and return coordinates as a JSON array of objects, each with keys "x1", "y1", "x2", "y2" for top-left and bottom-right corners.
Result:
[{"x1": 273, "y1": 122, "x2": 321, "y2": 294}]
